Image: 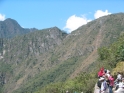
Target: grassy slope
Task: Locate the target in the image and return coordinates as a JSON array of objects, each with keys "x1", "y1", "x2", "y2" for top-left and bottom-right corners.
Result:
[{"x1": 35, "y1": 23, "x2": 124, "y2": 93}]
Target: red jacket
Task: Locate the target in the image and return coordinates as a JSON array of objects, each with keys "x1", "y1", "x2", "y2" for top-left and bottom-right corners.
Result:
[{"x1": 98, "y1": 67, "x2": 105, "y2": 77}]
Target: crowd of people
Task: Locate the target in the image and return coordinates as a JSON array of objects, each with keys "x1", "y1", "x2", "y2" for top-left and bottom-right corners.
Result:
[{"x1": 96, "y1": 67, "x2": 124, "y2": 93}]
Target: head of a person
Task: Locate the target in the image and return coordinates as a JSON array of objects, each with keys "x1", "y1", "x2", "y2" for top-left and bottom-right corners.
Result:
[
  {"x1": 117, "y1": 72, "x2": 120, "y2": 74},
  {"x1": 118, "y1": 78, "x2": 122, "y2": 82},
  {"x1": 104, "y1": 69, "x2": 107, "y2": 73},
  {"x1": 105, "y1": 75, "x2": 109, "y2": 79},
  {"x1": 111, "y1": 75, "x2": 114, "y2": 78},
  {"x1": 100, "y1": 67, "x2": 104, "y2": 72},
  {"x1": 122, "y1": 78, "x2": 124, "y2": 82}
]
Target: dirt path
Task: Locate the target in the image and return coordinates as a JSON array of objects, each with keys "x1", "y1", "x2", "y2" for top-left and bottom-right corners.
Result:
[
  {"x1": 94, "y1": 83, "x2": 100, "y2": 93},
  {"x1": 70, "y1": 28, "x2": 103, "y2": 79},
  {"x1": 70, "y1": 49, "x2": 98, "y2": 79}
]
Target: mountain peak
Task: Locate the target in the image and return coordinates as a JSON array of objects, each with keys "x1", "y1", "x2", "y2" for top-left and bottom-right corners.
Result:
[
  {"x1": 0, "y1": 18, "x2": 38, "y2": 38},
  {"x1": 4, "y1": 18, "x2": 21, "y2": 28},
  {"x1": 4, "y1": 18, "x2": 16, "y2": 21}
]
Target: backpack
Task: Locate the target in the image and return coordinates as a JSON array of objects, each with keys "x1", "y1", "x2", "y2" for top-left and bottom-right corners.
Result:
[{"x1": 97, "y1": 80, "x2": 101, "y2": 88}]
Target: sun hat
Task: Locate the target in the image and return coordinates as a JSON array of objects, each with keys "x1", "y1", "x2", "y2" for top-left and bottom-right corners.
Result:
[
  {"x1": 99, "y1": 77, "x2": 105, "y2": 81},
  {"x1": 107, "y1": 70, "x2": 110, "y2": 73}
]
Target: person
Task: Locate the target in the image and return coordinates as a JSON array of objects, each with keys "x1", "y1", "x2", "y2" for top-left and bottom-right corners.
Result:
[
  {"x1": 100, "y1": 77, "x2": 109, "y2": 93},
  {"x1": 96, "y1": 77, "x2": 102, "y2": 93},
  {"x1": 106, "y1": 70, "x2": 110, "y2": 78},
  {"x1": 98, "y1": 67, "x2": 105, "y2": 78},
  {"x1": 104, "y1": 69, "x2": 107, "y2": 74},
  {"x1": 114, "y1": 78, "x2": 124, "y2": 93},
  {"x1": 114, "y1": 78, "x2": 122, "y2": 91},
  {"x1": 109, "y1": 75, "x2": 114, "y2": 93},
  {"x1": 115, "y1": 72, "x2": 122, "y2": 81},
  {"x1": 104, "y1": 75, "x2": 110, "y2": 87},
  {"x1": 97, "y1": 79, "x2": 102, "y2": 89},
  {"x1": 114, "y1": 72, "x2": 122, "y2": 87}
]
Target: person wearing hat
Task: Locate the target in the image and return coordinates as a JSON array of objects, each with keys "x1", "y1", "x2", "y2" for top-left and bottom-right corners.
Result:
[
  {"x1": 100, "y1": 77, "x2": 109, "y2": 93},
  {"x1": 114, "y1": 78, "x2": 124, "y2": 93},
  {"x1": 98, "y1": 67, "x2": 105, "y2": 78},
  {"x1": 95, "y1": 77, "x2": 103, "y2": 93},
  {"x1": 115, "y1": 72, "x2": 122, "y2": 82},
  {"x1": 106, "y1": 70, "x2": 110, "y2": 78}
]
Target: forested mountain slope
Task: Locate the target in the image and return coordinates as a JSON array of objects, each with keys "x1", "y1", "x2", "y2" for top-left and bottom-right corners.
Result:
[
  {"x1": 0, "y1": 13, "x2": 124, "y2": 93},
  {"x1": 0, "y1": 27, "x2": 67, "y2": 93}
]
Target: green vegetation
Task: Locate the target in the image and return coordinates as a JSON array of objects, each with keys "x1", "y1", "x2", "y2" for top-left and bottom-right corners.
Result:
[
  {"x1": 0, "y1": 62, "x2": 12, "y2": 73},
  {"x1": 35, "y1": 72, "x2": 97, "y2": 93},
  {"x1": 0, "y1": 27, "x2": 67, "y2": 93},
  {"x1": 33, "y1": 33, "x2": 124, "y2": 93},
  {"x1": 98, "y1": 33, "x2": 124, "y2": 69},
  {"x1": 12, "y1": 57, "x2": 79, "y2": 93},
  {"x1": 0, "y1": 38, "x2": 3, "y2": 54},
  {"x1": 112, "y1": 62, "x2": 124, "y2": 75}
]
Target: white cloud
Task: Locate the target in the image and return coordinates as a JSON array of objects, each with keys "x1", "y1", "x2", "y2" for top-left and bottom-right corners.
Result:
[
  {"x1": 64, "y1": 15, "x2": 91, "y2": 33},
  {"x1": 0, "y1": 14, "x2": 5, "y2": 21},
  {"x1": 94, "y1": 10, "x2": 111, "y2": 19},
  {"x1": 63, "y1": 10, "x2": 111, "y2": 33}
]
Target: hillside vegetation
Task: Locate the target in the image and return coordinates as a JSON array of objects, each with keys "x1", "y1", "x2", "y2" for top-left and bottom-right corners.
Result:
[
  {"x1": 35, "y1": 28, "x2": 124, "y2": 93},
  {"x1": 112, "y1": 62, "x2": 124, "y2": 75},
  {"x1": 0, "y1": 27, "x2": 67, "y2": 93},
  {"x1": 0, "y1": 13, "x2": 124, "y2": 93}
]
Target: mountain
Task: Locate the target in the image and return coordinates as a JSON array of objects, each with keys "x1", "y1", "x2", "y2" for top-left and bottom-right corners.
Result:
[
  {"x1": 0, "y1": 26, "x2": 67, "y2": 93},
  {"x1": 0, "y1": 18, "x2": 38, "y2": 38},
  {"x1": 0, "y1": 13, "x2": 124, "y2": 93}
]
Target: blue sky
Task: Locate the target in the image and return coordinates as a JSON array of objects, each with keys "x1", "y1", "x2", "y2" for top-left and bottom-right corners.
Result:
[{"x1": 0, "y1": 0, "x2": 124, "y2": 33}]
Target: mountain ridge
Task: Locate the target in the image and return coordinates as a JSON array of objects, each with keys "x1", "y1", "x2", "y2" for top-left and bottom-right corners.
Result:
[{"x1": 0, "y1": 18, "x2": 38, "y2": 38}]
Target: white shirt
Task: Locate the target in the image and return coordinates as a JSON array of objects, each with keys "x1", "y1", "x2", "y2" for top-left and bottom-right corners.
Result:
[
  {"x1": 117, "y1": 74, "x2": 122, "y2": 80},
  {"x1": 114, "y1": 82, "x2": 124, "y2": 93},
  {"x1": 101, "y1": 80, "x2": 109, "y2": 92}
]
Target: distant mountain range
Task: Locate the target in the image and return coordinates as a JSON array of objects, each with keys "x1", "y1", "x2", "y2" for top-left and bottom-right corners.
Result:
[
  {"x1": 0, "y1": 18, "x2": 38, "y2": 38},
  {"x1": 0, "y1": 13, "x2": 124, "y2": 93}
]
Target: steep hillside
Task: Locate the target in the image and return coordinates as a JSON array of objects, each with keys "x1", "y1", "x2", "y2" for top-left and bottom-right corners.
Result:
[
  {"x1": 0, "y1": 13, "x2": 124, "y2": 93},
  {"x1": 47, "y1": 13, "x2": 124, "y2": 79},
  {"x1": 0, "y1": 18, "x2": 37, "y2": 38},
  {"x1": 34, "y1": 13, "x2": 124, "y2": 93},
  {"x1": 0, "y1": 27, "x2": 67, "y2": 93},
  {"x1": 40, "y1": 32, "x2": 124, "y2": 93}
]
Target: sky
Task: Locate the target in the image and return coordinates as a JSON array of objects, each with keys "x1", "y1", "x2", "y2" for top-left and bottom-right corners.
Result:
[{"x1": 0, "y1": 0, "x2": 124, "y2": 33}]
